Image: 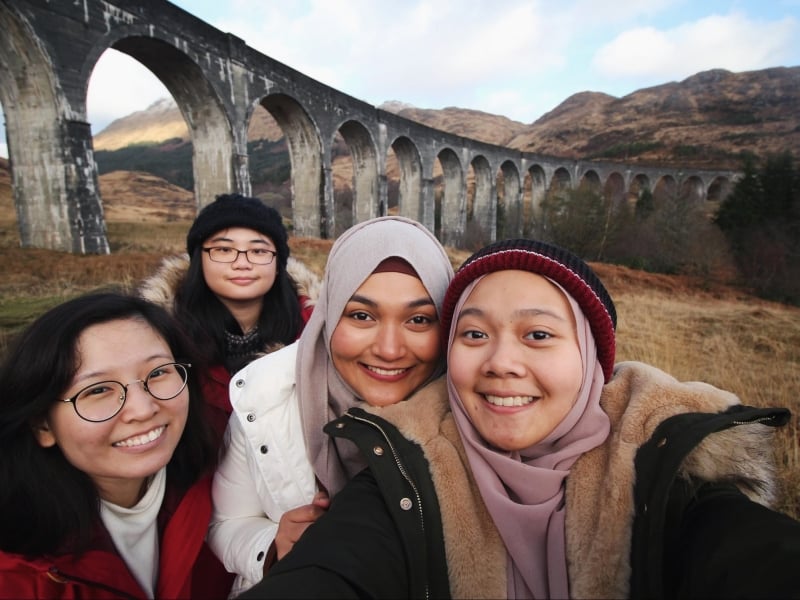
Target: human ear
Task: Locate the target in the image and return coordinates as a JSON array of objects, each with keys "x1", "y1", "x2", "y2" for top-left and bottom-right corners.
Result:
[{"x1": 32, "y1": 419, "x2": 57, "y2": 448}]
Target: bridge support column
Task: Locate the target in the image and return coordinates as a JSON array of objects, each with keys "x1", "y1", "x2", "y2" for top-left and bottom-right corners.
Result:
[
  {"x1": 420, "y1": 176, "x2": 436, "y2": 236},
  {"x1": 11, "y1": 116, "x2": 109, "y2": 254}
]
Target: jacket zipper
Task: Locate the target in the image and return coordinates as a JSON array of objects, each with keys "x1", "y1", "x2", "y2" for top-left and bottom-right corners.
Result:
[
  {"x1": 344, "y1": 411, "x2": 430, "y2": 600},
  {"x1": 731, "y1": 414, "x2": 783, "y2": 426}
]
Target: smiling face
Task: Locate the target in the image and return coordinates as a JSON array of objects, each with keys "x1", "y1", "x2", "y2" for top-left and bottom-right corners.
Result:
[
  {"x1": 201, "y1": 227, "x2": 277, "y2": 310},
  {"x1": 329, "y1": 271, "x2": 442, "y2": 407},
  {"x1": 35, "y1": 318, "x2": 189, "y2": 507},
  {"x1": 448, "y1": 270, "x2": 583, "y2": 451}
]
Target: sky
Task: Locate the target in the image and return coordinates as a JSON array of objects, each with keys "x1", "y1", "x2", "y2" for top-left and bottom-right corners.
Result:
[{"x1": 2, "y1": 0, "x2": 800, "y2": 158}]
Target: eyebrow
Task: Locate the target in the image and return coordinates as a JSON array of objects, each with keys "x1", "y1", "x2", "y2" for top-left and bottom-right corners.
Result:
[
  {"x1": 457, "y1": 306, "x2": 568, "y2": 321},
  {"x1": 349, "y1": 293, "x2": 435, "y2": 310},
  {"x1": 72, "y1": 353, "x2": 175, "y2": 384},
  {"x1": 208, "y1": 235, "x2": 273, "y2": 246}
]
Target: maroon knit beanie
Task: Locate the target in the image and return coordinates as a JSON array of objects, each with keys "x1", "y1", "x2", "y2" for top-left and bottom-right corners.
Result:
[{"x1": 441, "y1": 238, "x2": 617, "y2": 382}]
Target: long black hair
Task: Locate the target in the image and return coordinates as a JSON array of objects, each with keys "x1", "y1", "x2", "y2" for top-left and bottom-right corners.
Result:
[
  {"x1": 0, "y1": 293, "x2": 216, "y2": 556},
  {"x1": 174, "y1": 244, "x2": 303, "y2": 373}
]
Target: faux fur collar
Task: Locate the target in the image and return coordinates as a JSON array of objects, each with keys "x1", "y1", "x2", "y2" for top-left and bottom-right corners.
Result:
[
  {"x1": 371, "y1": 362, "x2": 783, "y2": 599},
  {"x1": 566, "y1": 361, "x2": 780, "y2": 599},
  {"x1": 137, "y1": 253, "x2": 321, "y2": 313}
]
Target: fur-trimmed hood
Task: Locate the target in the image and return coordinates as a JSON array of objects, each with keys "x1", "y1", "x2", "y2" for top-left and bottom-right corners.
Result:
[
  {"x1": 138, "y1": 253, "x2": 320, "y2": 314},
  {"x1": 368, "y1": 361, "x2": 785, "y2": 599},
  {"x1": 566, "y1": 361, "x2": 782, "y2": 599}
]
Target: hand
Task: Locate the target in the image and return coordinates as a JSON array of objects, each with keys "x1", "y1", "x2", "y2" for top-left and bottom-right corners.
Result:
[{"x1": 274, "y1": 491, "x2": 330, "y2": 560}]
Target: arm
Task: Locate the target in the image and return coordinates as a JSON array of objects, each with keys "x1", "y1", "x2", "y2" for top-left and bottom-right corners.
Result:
[
  {"x1": 237, "y1": 469, "x2": 410, "y2": 599},
  {"x1": 668, "y1": 482, "x2": 800, "y2": 598},
  {"x1": 208, "y1": 416, "x2": 279, "y2": 586},
  {"x1": 208, "y1": 416, "x2": 329, "y2": 584}
]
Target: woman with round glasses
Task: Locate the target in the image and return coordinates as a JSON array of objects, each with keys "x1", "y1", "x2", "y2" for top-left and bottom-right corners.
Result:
[
  {"x1": 0, "y1": 292, "x2": 234, "y2": 598},
  {"x1": 139, "y1": 193, "x2": 319, "y2": 444}
]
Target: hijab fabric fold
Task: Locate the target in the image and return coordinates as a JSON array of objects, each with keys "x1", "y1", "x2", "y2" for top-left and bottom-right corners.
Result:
[
  {"x1": 297, "y1": 216, "x2": 454, "y2": 495},
  {"x1": 447, "y1": 276, "x2": 611, "y2": 599}
]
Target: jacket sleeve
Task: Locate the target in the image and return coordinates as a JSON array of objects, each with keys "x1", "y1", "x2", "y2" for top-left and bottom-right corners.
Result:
[
  {"x1": 667, "y1": 481, "x2": 800, "y2": 598},
  {"x1": 236, "y1": 469, "x2": 410, "y2": 599},
  {"x1": 208, "y1": 415, "x2": 278, "y2": 590}
]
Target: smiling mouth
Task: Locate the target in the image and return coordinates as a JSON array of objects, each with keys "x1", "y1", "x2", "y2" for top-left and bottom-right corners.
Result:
[
  {"x1": 366, "y1": 365, "x2": 409, "y2": 376},
  {"x1": 113, "y1": 426, "x2": 165, "y2": 448},
  {"x1": 485, "y1": 394, "x2": 535, "y2": 407}
]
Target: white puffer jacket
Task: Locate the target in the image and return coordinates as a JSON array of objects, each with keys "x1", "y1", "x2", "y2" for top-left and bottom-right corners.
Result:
[{"x1": 208, "y1": 342, "x2": 317, "y2": 597}]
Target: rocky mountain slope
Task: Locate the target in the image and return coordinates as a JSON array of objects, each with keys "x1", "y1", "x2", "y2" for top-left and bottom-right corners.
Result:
[{"x1": 93, "y1": 65, "x2": 800, "y2": 171}]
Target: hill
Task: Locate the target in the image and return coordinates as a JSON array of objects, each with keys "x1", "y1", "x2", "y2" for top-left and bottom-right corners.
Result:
[{"x1": 93, "y1": 66, "x2": 800, "y2": 171}]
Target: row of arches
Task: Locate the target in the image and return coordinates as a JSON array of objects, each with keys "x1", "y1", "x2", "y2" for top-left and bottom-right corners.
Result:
[{"x1": 0, "y1": 0, "x2": 738, "y2": 253}]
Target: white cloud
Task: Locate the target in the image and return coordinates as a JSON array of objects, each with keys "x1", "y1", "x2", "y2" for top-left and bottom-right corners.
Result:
[
  {"x1": 592, "y1": 13, "x2": 799, "y2": 81},
  {"x1": 0, "y1": 142, "x2": 7, "y2": 159}
]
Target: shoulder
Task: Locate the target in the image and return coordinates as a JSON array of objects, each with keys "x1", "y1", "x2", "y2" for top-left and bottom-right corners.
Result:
[
  {"x1": 138, "y1": 253, "x2": 190, "y2": 312},
  {"x1": 229, "y1": 342, "x2": 300, "y2": 413}
]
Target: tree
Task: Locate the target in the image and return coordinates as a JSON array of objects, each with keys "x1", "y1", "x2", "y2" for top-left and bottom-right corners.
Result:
[{"x1": 715, "y1": 152, "x2": 800, "y2": 304}]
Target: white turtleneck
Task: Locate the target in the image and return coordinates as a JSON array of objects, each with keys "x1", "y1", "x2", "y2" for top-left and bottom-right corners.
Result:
[{"x1": 99, "y1": 467, "x2": 167, "y2": 599}]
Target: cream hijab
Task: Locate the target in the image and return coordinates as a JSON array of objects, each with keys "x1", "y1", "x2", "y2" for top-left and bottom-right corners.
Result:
[
  {"x1": 448, "y1": 276, "x2": 611, "y2": 599},
  {"x1": 297, "y1": 216, "x2": 454, "y2": 495}
]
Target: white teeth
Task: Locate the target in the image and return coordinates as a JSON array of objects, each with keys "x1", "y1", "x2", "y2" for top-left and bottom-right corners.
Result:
[
  {"x1": 367, "y1": 366, "x2": 407, "y2": 376},
  {"x1": 485, "y1": 395, "x2": 534, "y2": 407},
  {"x1": 113, "y1": 426, "x2": 165, "y2": 448}
]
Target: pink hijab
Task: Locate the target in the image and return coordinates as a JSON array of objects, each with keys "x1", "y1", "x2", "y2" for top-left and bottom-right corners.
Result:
[
  {"x1": 297, "y1": 216, "x2": 454, "y2": 496},
  {"x1": 447, "y1": 276, "x2": 611, "y2": 599}
]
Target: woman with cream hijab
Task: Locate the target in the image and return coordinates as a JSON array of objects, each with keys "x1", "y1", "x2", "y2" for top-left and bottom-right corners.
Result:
[{"x1": 208, "y1": 216, "x2": 454, "y2": 596}]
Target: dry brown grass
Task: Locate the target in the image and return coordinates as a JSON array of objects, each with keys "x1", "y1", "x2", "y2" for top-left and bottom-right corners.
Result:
[{"x1": 1, "y1": 220, "x2": 798, "y2": 519}]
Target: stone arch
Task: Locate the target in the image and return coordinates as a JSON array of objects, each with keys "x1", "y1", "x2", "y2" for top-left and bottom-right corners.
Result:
[
  {"x1": 578, "y1": 169, "x2": 602, "y2": 192},
  {"x1": 603, "y1": 172, "x2": 626, "y2": 207},
  {"x1": 653, "y1": 174, "x2": 677, "y2": 205},
  {"x1": 260, "y1": 94, "x2": 324, "y2": 237},
  {"x1": 523, "y1": 164, "x2": 546, "y2": 236},
  {"x1": 707, "y1": 175, "x2": 732, "y2": 203},
  {"x1": 679, "y1": 175, "x2": 704, "y2": 203},
  {"x1": 497, "y1": 160, "x2": 521, "y2": 239},
  {"x1": 467, "y1": 155, "x2": 492, "y2": 247},
  {"x1": 336, "y1": 119, "x2": 379, "y2": 229},
  {"x1": 437, "y1": 147, "x2": 464, "y2": 246},
  {"x1": 0, "y1": 4, "x2": 108, "y2": 252},
  {"x1": 102, "y1": 36, "x2": 235, "y2": 211},
  {"x1": 390, "y1": 135, "x2": 423, "y2": 222},
  {"x1": 550, "y1": 167, "x2": 572, "y2": 198}
]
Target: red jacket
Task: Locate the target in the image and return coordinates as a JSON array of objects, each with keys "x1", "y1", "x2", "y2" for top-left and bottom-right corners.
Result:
[
  {"x1": 0, "y1": 474, "x2": 234, "y2": 599},
  {"x1": 201, "y1": 294, "x2": 315, "y2": 446}
]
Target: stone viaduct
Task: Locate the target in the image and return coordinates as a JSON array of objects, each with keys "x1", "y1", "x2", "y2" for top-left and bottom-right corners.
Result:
[{"x1": 1, "y1": 0, "x2": 739, "y2": 253}]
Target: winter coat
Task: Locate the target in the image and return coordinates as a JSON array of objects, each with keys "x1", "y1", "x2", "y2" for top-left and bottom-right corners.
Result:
[
  {"x1": 138, "y1": 254, "x2": 320, "y2": 444},
  {"x1": 208, "y1": 342, "x2": 317, "y2": 597},
  {"x1": 0, "y1": 474, "x2": 234, "y2": 600},
  {"x1": 243, "y1": 361, "x2": 800, "y2": 599}
]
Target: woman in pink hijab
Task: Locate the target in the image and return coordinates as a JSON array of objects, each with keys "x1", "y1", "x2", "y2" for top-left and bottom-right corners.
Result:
[{"x1": 240, "y1": 238, "x2": 800, "y2": 600}]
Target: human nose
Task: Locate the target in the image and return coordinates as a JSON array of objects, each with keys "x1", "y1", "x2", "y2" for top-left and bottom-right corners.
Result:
[
  {"x1": 119, "y1": 380, "x2": 159, "y2": 420},
  {"x1": 231, "y1": 250, "x2": 253, "y2": 268},
  {"x1": 481, "y1": 335, "x2": 526, "y2": 377},
  {"x1": 372, "y1": 322, "x2": 406, "y2": 361}
]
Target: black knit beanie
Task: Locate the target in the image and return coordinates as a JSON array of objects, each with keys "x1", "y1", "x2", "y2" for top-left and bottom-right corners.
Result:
[
  {"x1": 441, "y1": 238, "x2": 617, "y2": 382},
  {"x1": 186, "y1": 194, "x2": 289, "y2": 270}
]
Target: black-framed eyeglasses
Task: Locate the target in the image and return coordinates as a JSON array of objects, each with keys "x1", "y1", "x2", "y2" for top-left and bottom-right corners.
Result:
[
  {"x1": 202, "y1": 246, "x2": 277, "y2": 265},
  {"x1": 61, "y1": 362, "x2": 191, "y2": 423}
]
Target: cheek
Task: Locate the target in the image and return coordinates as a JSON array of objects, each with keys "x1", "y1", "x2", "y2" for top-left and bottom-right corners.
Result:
[
  {"x1": 412, "y1": 329, "x2": 442, "y2": 365},
  {"x1": 329, "y1": 325, "x2": 361, "y2": 366},
  {"x1": 448, "y1": 347, "x2": 475, "y2": 394}
]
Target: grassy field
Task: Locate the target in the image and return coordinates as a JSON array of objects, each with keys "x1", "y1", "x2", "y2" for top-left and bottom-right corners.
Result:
[{"x1": 1, "y1": 218, "x2": 798, "y2": 519}]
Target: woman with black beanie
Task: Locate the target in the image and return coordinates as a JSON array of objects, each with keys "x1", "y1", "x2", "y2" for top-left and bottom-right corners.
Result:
[{"x1": 139, "y1": 193, "x2": 319, "y2": 445}]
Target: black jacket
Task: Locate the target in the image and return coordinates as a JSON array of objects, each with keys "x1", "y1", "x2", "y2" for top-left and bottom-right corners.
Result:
[{"x1": 242, "y1": 366, "x2": 800, "y2": 599}]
